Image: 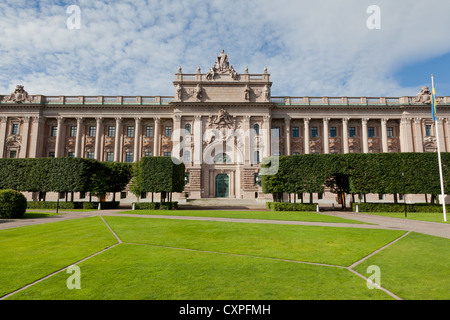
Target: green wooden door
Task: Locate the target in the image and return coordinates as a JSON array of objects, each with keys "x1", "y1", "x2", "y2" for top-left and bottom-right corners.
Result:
[{"x1": 215, "y1": 174, "x2": 229, "y2": 198}]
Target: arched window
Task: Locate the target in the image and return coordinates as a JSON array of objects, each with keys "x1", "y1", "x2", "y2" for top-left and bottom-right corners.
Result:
[{"x1": 213, "y1": 153, "x2": 232, "y2": 164}]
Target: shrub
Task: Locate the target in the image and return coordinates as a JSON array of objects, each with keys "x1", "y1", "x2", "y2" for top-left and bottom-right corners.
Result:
[
  {"x1": 0, "y1": 190, "x2": 28, "y2": 219},
  {"x1": 133, "y1": 202, "x2": 178, "y2": 210},
  {"x1": 353, "y1": 202, "x2": 449, "y2": 213},
  {"x1": 266, "y1": 202, "x2": 317, "y2": 212}
]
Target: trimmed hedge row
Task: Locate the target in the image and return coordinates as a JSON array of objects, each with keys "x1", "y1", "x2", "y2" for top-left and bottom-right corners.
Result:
[
  {"x1": 266, "y1": 202, "x2": 317, "y2": 212},
  {"x1": 133, "y1": 202, "x2": 178, "y2": 210},
  {"x1": 353, "y1": 202, "x2": 449, "y2": 213},
  {"x1": 27, "y1": 201, "x2": 120, "y2": 210}
]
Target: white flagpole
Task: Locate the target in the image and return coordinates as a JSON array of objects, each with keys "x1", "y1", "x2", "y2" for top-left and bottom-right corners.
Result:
[{"x1": 432, "y1": 75, "x2": 447, "y2": 222}]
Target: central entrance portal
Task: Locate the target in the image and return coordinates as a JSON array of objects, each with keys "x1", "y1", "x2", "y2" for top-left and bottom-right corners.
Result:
[{"x1": 215, "y1": 174, "x2": 229, "y2": 198}]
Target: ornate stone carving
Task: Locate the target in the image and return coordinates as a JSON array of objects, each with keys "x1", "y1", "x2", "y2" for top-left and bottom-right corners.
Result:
[
  {"x1": 205, "y1": 50, "x2": 239, "y2": 80},
  {"x1": 412, "y1": 86, "x2": 432, "y2": 104},
  {"x1": 3, "y1": 85, "x2": 32, "y2": 103}
]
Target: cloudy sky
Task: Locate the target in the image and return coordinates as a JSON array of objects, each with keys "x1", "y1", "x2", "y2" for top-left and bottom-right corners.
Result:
[{"x1": 1, "y1": 0, "x2": 450, "y2": 98}]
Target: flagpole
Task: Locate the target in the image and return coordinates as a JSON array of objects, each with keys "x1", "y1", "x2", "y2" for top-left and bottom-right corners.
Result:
[{"x1": 432, "y1": 74, "x2": 447, "y2": 222}]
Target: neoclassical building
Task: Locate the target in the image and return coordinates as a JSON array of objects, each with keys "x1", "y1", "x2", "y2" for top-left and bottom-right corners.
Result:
[{"x1": 1, "y1": 51, "x2": 449, "y2": 202}]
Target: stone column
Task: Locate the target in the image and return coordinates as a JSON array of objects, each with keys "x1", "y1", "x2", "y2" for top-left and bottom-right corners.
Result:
[
  {"x1": 0, "y1": 117, "x2": 8, "y2": 158},
  {"x1": 342, "y1": 118, "x2": 349, "y2": 154},
  {"x1": 400, "y1": 118, "x2": 414, "y2": 152},
  {"x1": 304, "y1": 118, "x2": 310, "y2": 154},
  {"x1": 94, "y1": 117, "x2": 103, "y2": 161},
  {"x1": 262, "y1": 116, "x2": 271, "y2": 158},
  {"x1": 55, "y1": 117, "x2": 65, "y2": 157},
  {"x1": 413, "y1": 118, "x2": 424, "y2": 153},
  {"x1": 285, "y1": 117, "x2": 291, "y2": 155},
  {"x1": 28, "y1": 117, "x2": 42, "y2": 158},
  {"x1": 153, "y1": 117, "x2": 161, "y2": 157},
  {"x1": 323, "y1": 118, "x2": 330, "y2": 154},
  {"x1": 133, "y1": 117, "x2": 142, "y2": 162},
  {"x1": 437, "y1": 118, "x2": 446, "y2": 152},
  {"x1": 172, "y1": 115, "x2": 182, "y2": 162},
  {"x1": 75, "y1": 117, "x2": 83, "y2": 158},
  {"x1": 114, "y1": 117, "x2": 122, "y2": 162},
  {"x1": 362, "y1": 118, "x2": 369, "y2": 154},
  {"x1": 193, "y1": 115, "x2": 202, "y2": 165},
  {"x1": 243, "y1": 115, "x2": 251, "y2": 164},
  {"x1": 19, "y1": 117, "x2": 31, "y2": 158},
  {"x1": 381, "y1": 118, "x2": 389, "y2": 153}
]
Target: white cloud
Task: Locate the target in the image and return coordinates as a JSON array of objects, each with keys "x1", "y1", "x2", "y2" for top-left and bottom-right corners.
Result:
[{"x1": 1, "y1": 0, "x2": 450, "y2": 98}]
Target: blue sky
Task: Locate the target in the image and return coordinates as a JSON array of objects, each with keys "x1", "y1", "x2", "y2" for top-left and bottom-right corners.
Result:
[{"x1": 1, "y1": 0, "x2": 450, "y2": 97}]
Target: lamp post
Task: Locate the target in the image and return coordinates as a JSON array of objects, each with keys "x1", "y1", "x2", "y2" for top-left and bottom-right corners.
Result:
[{"x1": 402, "y1": 171, "x2": 407, "y2": 218}]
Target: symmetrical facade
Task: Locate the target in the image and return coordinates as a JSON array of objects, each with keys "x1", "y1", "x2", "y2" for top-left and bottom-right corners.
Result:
[{"x1": 1, "y1": 52, "x2": 449, "y2": 202}]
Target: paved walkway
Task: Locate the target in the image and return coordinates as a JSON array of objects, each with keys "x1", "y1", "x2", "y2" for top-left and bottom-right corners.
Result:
[{"x1": 1, "y1": 209, "x2": 449, "y2": 239}]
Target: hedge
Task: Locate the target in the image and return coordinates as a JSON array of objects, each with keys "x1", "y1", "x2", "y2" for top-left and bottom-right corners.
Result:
[
  {"x1": 0, "y1": 190, "x2": 27, "y2": 219},
  {"x1": 27, "y1": 201, "x2": 120, "y2": 210},
  {"x1": 266, "y1": 202, "x2": 317, "y2": 212},
  {"x1": 132, "y1": 202, "x2": 178, "y2": 210},
  {"x1": 352, "y1": 202, "x2": 449, "y2": 213}
]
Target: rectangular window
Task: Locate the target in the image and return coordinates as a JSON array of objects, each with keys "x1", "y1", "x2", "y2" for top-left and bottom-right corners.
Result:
[
  {"x1": 184, "y1": 172, "x2": 190, "y2": 185},
  {"x1": 272, "y1": 127, "x2": 280, "y2": 138},
  {"x1": 330, "y1": 127, "x2": 337, "y2": 138},
  {"x1": 125, "y1": 152, "x2": 133, "y2": 163},
  {"x1": 87, "y1": 152, "x2": 94, "y2": 159},
  {"x1": 106, "y1": 152, "x2": 114, "y2": 162},
  {"x1": 12, "y1": 123, "x2": 19, "y2": 135},
  {"x1": 146, "y1": 126, "x2": 153, "y2": 137},
  {"x1": 79, "y1": 192, "x2": 85, "y2": 199},
  {"x1": 292, "y1": 127, "x2": 299, "y2": 137},
  {"x1": 425, "y1": 125, "x2": 432, "y2": 137},
  {"x1": 164, "y1": 152, "x2": 171, "y2": 157},
  {"x1": 349, "y1": 127, "x2": 356, "y2": 138},
  {"x1": 108, "y1": 126, "x2": 115, "y2": 137},
  {"x1": 368, "y1": 127, "x2": 375, "y2": 138},
  {"x1": 49, "y1": 152, "x2": 55, "y2": 158},
  {"x1": 9, "y1": 150, "x2": 17, "y2": 158},
  {"x1": 387, "y1": 127, "x2": 394, "y2": 138},
  {"x1": 89, "y1": 126, "x2": 96, "y2": 137},
  {"x1": 51, "y1": 126, "x2": 58, "y2": 137},
  {"x1": 70, "y1": 126, "x2": 77, "y2": 137},
  {"x1": 68, "y1": 152, "x2": 75, "y2": 158},
  {"x1": 165, "y1": 126, "x2": 172, "y2": 137},
  {"x1": 144, "y1": 152, "x2": 152, "y2": 157},
  {"x1": 120, "y1": 191, "x2": 127, "y2": 199},
  {"x1": 311, "y1": 127, "x2": 318, "y2": 138},
  {"x1": 184, "y1": 151, "x2": 191, "y2": 163},
  {"x1": 127, "y1": 126, "x2": 134, "y2": 137}
]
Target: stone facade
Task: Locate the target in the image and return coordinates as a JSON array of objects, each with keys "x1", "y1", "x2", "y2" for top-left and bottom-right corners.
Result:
[{"x1": 1, "y1": 52, "x2": 450, "y2": 203}]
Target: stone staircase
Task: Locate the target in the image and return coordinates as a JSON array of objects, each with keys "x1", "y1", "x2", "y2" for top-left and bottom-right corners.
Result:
[{"x1": 180, "y1": 198, "x2": 268, "y2": 210}]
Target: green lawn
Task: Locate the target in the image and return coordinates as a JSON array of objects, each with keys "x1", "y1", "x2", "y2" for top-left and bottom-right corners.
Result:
[
  {"x1": 22, "y1": 211, "x2": 67, "y2": 219},
  {"x1": 103, "y1": 216, "x2": 404, "y2": 266},
  {"x1": 359, "y1": 211, "x2": 450, "y2": 224},
  {"x1": 1, "y1": 214, "x2": 448, "y2": 300},
  {"x1": 119, "y1": 209, "x2": 367, "y2": 224},
  {"x1": 354, "y1": 232, "x2": 450, "y2": 300}
]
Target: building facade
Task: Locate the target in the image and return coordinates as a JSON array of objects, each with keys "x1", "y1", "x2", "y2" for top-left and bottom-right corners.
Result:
[{"x1": 1, "y1": 52, "x2": 449, "y2": 203}]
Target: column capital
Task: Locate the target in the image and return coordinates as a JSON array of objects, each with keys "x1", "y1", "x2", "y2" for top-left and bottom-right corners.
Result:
[
  {"x1": 115, "y1": 117, "x2": 122, "y2": 122},
  {"x1": 361, "y1": 118, "x2": 369, "y2": 124},
  {"x1": 194, "y1": 115, "x2": 202, "y2": 121},
  {"x1": 1, "y1": 116, "x2": 7, "y2": 124},
  {"x1": 76, "y1": 117, "x2": 83, "y2": 123},
  {"x1": 381, "y1": 118, "x2": 388, "y2": 125},
  {"x1": 414, "y1": 118, "x2": 422, "y2": 124},
  {"x1": 56, "y1": 116, "x2": 64, "y2": 124},
  {"x1": 342, "y1": 117, "x2": 350, "y2": 124},
  {"x1": 154, "y1": 117, "x2": 161, "y2": 123},
  {"x1": 134, "y1": 116, "x2": 142, "y2": 122},
  {"x1": 304, "y1": 117, "x2": 311, "y2": 124},
  {"x1": 23, "y1": 116, "x2": 30, "y2": 123},
  {"x1": 323, "y1": 118, "x2": 330, "y2": 123}
]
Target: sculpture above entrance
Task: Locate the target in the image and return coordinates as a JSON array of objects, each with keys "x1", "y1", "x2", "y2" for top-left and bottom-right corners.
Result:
[{"x1": 173, "y1": 50, "x2": 272, "y2": 103}]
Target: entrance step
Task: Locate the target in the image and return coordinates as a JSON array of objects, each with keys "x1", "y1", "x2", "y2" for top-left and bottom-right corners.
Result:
[{"x1": 180, "y1": 198, "x2": 268, "y2": 210}]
